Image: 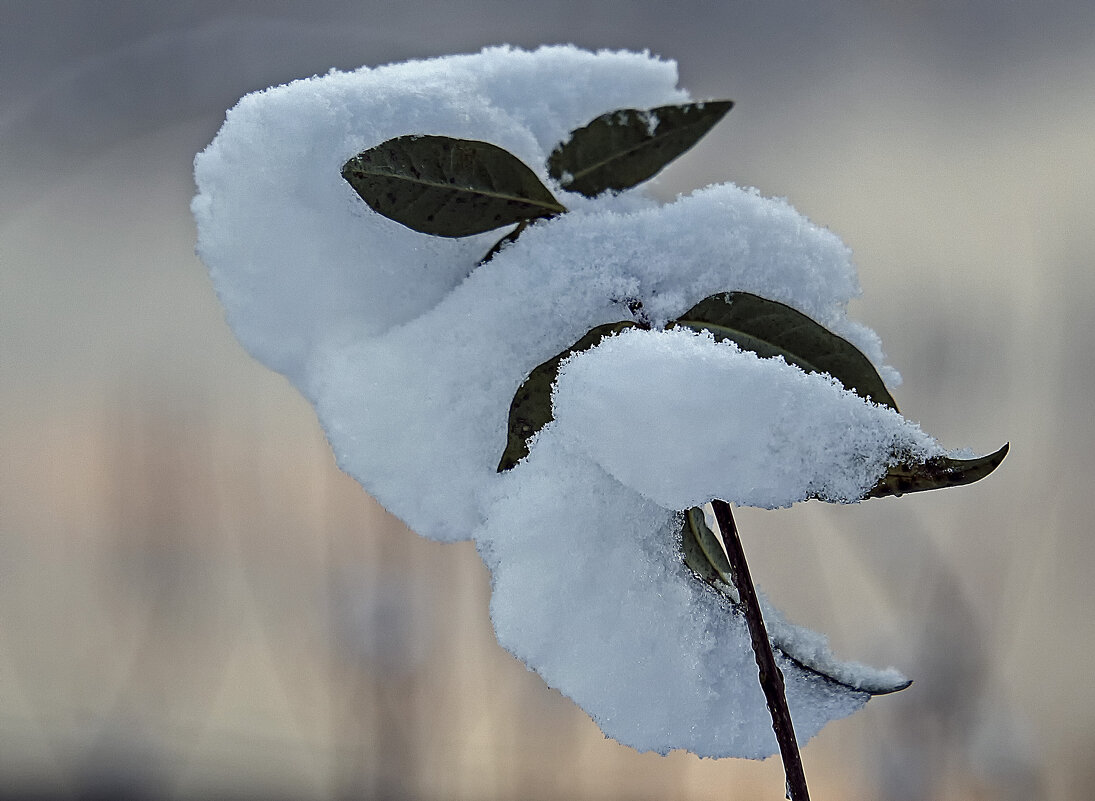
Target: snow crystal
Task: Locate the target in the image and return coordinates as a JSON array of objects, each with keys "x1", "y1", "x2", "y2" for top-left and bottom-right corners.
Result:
[{"x1": 193, "y1": 44, "x2": 940, "y2": 759}]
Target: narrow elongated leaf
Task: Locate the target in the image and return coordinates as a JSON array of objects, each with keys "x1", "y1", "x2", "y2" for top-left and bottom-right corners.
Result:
[
  {"x1": 548, "y1": 101, "x2": 733, "y2": 198},
  {"x1": 679, "y1": 508, "x2": 910, "y2": 696},
  {"x1": 868, "y1": 442, "x2": 1009, "y2": 499},
  {"x1": 498, "y1": 321, "x2": 637, "y2": 472},
  {"x1": 343, "y1": 135, "x2": 566, "y2": 237},
  {"x1": 671, "y1": 292, "x2": 898, "y2": 410}
]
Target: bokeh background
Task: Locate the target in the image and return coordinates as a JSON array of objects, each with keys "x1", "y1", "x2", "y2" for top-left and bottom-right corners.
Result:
[{"x1": 2, "y1": 2, "x2": 1093, "y2": 799}]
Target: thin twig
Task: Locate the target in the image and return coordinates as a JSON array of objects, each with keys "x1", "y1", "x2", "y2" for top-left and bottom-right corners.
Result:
[{"x1": 710, "y1": 499, "x2": 811, "y2": 801}]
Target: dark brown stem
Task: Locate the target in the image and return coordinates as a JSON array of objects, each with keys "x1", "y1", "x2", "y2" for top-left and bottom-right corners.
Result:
[{"x1": 710, "y1": 499, "x2": 811, "y2": 801}]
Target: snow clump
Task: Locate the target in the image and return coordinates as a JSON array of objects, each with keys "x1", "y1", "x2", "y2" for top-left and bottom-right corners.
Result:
[{"x1": 193, "y1": 45, "x2": 942, "y2": 758}]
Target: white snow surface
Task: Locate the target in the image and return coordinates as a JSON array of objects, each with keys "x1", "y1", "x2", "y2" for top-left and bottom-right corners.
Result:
[{"x1": 193, "y1": 45, "x2": 942, "y2": 758}]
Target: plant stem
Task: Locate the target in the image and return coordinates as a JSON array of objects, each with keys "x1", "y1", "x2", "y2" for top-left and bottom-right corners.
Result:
[{"x1": 710, "y1": 499, "x2": 811, "y2": 801}]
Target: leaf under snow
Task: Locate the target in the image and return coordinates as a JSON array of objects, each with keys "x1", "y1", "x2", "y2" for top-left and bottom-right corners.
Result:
[
  {"x1": 670, "y1": 294, "x2": 1008, "y2": 499},
  {"x1": 501, "y1": 290, "x2": 896, "y2": 482},
  {"x1": 672, "y1": 291, "x2": 897, "y2": 410}
]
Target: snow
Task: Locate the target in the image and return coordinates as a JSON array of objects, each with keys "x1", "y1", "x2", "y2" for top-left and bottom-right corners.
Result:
[
  {"x1": 193, "y1": 44, "x2": 941, "y2": 759},
  {"x1": 478, "y1": 437, "x2": 873, "y2": 758}
]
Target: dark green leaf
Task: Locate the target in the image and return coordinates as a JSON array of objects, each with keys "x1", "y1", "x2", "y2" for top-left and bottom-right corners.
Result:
[
  {"x1": 497, "y1": 321, "x2": 637, "y2": 472},
  {"x1": 547, "y1": 101, "x2": 733, "y2": 198},
  {"x1": 867, "y1": 442, "x2": 1009, "y2": 499},
  {"x1": 671, "y1": 292, "x2": 898, "y2": 410},
  {"x1": 343, "y1": 135, "x2": 566, "y2": 237},
  {"x1": 679, "y1": 507, "x2": 910, "y2": 695}
]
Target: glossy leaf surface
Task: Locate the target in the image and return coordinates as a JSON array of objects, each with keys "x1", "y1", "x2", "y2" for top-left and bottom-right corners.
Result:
[{"x1": 343, "y1": 135, "x2": 566, "y2": 237}]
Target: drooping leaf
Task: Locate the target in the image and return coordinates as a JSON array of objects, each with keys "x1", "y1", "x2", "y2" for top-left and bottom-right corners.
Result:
[
  {"x1": 679, "y1": 507, "x2": 910, "y2": 696},
  {"x1": 343, "y1": 135, "x2": 566, "y2": 237},
  {"x1": 868, "y1": 442, "x2": 1009, "y2": 499},
  {"x1": 547, "y1": 101, "x2": 733, "y2": 198},
  {"x1": 671, "y1": 292, "x2": 898, "y2": 410},
  {"x1": 498, "y1": 321, "x2": 637, "y2": 472}
]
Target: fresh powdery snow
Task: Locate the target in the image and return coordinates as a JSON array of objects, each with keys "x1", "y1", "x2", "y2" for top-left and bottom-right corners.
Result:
[{"x1": 193, "y1": 45, "x2": 945, "y2": 759}]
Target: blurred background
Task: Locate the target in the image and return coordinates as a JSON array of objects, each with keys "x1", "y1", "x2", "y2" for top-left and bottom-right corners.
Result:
[{"x1": 2, "y1": 2, "x2": 1092, "y2": 799}]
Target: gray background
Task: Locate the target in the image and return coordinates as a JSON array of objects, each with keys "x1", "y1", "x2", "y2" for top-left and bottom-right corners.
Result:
[{"x1": 2, "y1": 2, "x2": 1093, "y2": 799}]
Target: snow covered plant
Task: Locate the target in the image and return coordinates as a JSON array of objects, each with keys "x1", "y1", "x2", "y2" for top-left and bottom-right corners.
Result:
[{"x1": 193, "y1": 46, "x2": 1006, "y2": 798}]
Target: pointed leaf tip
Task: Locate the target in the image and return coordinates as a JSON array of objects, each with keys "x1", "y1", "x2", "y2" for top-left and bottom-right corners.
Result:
[
  {"x1": 343, "y1": 135, "x2": 565, "y2": 237},
  {"x1": 548, "y1": 100, "x2": 733, "y2": 198},
  {"x1": 868, "y1": 442, "x2": 1009, "y2": 499}
]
